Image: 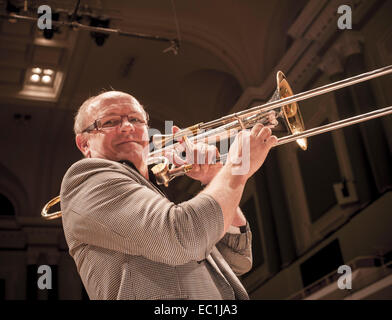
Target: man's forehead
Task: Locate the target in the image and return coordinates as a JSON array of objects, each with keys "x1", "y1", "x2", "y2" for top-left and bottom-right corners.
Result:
[{"x1": 87, "y1": 94, "x2": 143, "y2": 116}]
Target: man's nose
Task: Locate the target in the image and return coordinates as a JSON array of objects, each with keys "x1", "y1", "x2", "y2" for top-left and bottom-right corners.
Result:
[{"x1": 120, "y1": 117, "x2": 135, "y2": 131}]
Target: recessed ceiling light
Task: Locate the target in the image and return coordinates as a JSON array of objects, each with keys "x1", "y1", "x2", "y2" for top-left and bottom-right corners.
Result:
[
  {"x1": 32, "y1": 67, "x2": 42, "y2": 74},
  {"x1": 42, "y1": 75, "x2": 52, "y2": 83},
  {"x1": 30, "y1": 74, "x2": 40, "y2": 82},
  {"x1": 43, "y1": 69, "x2": 54, "y2": 76}
]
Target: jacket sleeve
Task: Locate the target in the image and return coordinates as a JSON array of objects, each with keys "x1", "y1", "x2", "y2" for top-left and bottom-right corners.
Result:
[
  {"x1": 61, "y1": 159, "x2": 224, "y2": 266},
  {"x1": 216, "y1": 222, "x2": 253, "y2": 276}
]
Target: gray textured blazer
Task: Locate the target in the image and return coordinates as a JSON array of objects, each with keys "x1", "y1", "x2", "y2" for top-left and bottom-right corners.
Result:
[{"x1": 60, "y1": 158, "x2": 252, "y2": 300}]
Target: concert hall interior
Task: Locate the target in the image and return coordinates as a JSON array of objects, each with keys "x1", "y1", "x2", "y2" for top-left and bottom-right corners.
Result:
[{"x1": 0, "y1": 0, "x2": 391, "y2": 300}]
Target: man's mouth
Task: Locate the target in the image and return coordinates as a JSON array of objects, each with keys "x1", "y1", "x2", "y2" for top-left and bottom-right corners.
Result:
[
  {"x1": 117, "y1": 140, "x2": 144, "y2": 146},
  {"x1": 118, "y1": 140, "x2": 136, "y2": 145}
]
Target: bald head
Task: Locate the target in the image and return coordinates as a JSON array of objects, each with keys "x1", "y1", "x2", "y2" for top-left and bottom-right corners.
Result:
[{"x1": 74, "y1": 91, "x2": 148, "y2": 135}]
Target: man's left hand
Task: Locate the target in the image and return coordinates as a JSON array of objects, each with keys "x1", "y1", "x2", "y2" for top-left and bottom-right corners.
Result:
[{"x1": 171, "y1": 125, "x2": 222, "y2": 185}]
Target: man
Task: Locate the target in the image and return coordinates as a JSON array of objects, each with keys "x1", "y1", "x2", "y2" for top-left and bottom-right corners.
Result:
[{"x1": 61, "y1": 91, "x2": 277, "y2": 300}]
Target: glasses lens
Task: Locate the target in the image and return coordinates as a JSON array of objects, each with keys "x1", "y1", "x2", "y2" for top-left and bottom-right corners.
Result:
[
  {"x1": 127, "y1": 116, "x2": 145, "y2": 125},
  {"x1": 95, "y1": 115, "x2": 146, "y2": 130},
  {"x1": 100, "y1": 116, "x2": 122, "y2": 128}
]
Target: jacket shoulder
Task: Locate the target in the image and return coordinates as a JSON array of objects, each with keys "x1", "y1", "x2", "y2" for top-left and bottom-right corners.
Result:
[
  {"x1": 64, "y1": 157, "x2": 130, "y2": 179},
  {"x1": 60, "y1": 158, "x2": 141, "y2": 196}
]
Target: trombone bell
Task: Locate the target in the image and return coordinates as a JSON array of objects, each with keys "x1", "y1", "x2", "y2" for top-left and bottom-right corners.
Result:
[
  {"x1": 41, "y1": 195, "x2": 62, "y2": 220},
  {"x1": 277, "y1": 71, "x2": 308, "y2": 150}
]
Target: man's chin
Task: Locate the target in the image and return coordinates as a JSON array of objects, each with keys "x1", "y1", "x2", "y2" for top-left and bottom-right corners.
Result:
[
  {"x1": 116, "y1": 143, "x2": 148, "y2": 158},
  {"x1": 117, "y1": 140, "x2": 148, "y2": 147},
  {"x1": 117, "y1": 141, "x2": 142, "y2": 150}
]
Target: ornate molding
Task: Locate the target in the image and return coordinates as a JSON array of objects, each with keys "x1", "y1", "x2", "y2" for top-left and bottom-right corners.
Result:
[
  {"x1": 287, "y1": 0, "x2": 328, "y2": 39},
  {"x1": 230, "y1": 0, "x2": 378, "y2": 114},
  {"x1": 302, "y1": 0, "x2": 342, "y2": 42},
  {"x1": 318, "y1": 49, "x2": 344, "y2": 77}
]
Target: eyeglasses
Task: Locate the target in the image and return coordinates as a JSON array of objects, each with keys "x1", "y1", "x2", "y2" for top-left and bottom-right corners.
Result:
[{"x1": 82, "y1": 114, "x2": 147, "y2": 133}]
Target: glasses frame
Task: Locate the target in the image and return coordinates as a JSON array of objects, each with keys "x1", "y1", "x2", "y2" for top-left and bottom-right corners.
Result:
[{"x1": 81, "y1": 114, "x2": 147, "y2": 133}]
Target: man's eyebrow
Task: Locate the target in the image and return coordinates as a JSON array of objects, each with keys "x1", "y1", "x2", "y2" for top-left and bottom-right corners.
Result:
[{"x1": 100, "y1": 111, "x2": 141, "y2": 117}]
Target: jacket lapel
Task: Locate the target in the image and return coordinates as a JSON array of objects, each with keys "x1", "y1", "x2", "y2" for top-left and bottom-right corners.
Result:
[{"x1": 208, "y1": 247, "x2": 250, "y2": 300}]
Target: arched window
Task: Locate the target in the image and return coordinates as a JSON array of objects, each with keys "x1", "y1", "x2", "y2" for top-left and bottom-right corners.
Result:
[{"x1": 0, "y1": 194, "x2": 15, "y2": 216}]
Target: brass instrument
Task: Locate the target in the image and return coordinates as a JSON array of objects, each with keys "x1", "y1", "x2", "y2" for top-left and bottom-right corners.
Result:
[
  {"x1": 41, "y1": 65, "x2": 392, "y2": 220},
  {"x1": 41, "y1": 196, "x2": 61, "y2": 220}
]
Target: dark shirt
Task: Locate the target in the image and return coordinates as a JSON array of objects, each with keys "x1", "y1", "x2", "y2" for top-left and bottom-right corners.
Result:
[{"x1": 119, "y1": 160, "x2": 169, "y2": 198}]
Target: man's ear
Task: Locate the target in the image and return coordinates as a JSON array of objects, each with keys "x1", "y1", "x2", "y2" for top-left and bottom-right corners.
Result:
[{"x1": 75, "y1": 134, "x2": 90, "y2": 157}]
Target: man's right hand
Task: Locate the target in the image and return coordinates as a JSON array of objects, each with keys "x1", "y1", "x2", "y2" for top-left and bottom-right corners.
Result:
[
  {"x1": 226, "y1": 123, "x2": 277, "y2": 181},
  {"x1": 201, "y1": 123, "x2": 277, "y2": 236}
]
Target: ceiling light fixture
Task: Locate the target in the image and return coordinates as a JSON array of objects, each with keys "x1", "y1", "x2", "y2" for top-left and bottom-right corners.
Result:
[
  {"x1": 43, "y1": 69, "x2": 54, "y2": 75},
  {"x1": 30, "y1": 74, "x2": 40, "y2": 82},
  {"x1": 32, "y1": 67, "x2": 42, "y2": 74},
  {"x1": 89, "y1": 17, "x2": 110, "y2": 47},
  {"x1": 41, "y1": 75, "x2": 52, "y2": 83},
  {"x1": 28, "y1": 67, "x2": 56, "y2": 86}
]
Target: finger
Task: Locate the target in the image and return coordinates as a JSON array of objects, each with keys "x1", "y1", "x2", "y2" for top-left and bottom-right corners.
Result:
[
  {"x1": 193, "y1": 143, "x2": 210, "y2": 165},
  {"x1": 266, "y1": 124, "x2": 277, "y2": 129},
  {"x1": 197, "y1": 144, "x2": 207, "y2": 165},
  {"x1": 265, "y1": 135, "x2": 278, "y2": 148},
  {"x1": 234, "y1": 130, "x2": 243, "y2": 153},
  {"x1": 181, "y1": 136, "x2": 195, "y2": 163},
  {"x1": 206, "y1": 145, "x2": 217, "y2": 164},
  {"x1": 164, "y1": 150, "x2": 185, "y2": 166},
  {"x1": 257, "y1": 127, "x2": 272, "y2": 141},
  {"x1": 267, "y1": 111, "x2": 279, "y2": 127},
  {"x1": 199, "y1": 164, "x2": 209, "y2": 175},
  {"x1": 251, "y1": 123, "x2": 263, "y2": 137}
]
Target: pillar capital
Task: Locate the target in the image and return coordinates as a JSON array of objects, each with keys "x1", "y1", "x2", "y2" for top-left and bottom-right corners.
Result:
[
  {"x1": 27, "y1": 247, "x2": 60, "y2": 265},
  {"x1": 318, "y1": 50, "x2": 344, "y2": 77},
  {"x1": 333, "y1": 32, "x2": 364, "y2": 59}
]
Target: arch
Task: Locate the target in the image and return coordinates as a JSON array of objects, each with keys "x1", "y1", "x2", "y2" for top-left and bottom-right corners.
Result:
[
  {"x1": 0, "y1": 162, "x2": 30, "y2": 216},
  {"x1": 109, "y1": 0, "x2": 295, "y2": 87},
  {"x1": 177, "y1": 69, "x2": 242, "y2": 125},
  {"x1": 0, "y1": 194, "x2": 15, "y2": 216}
]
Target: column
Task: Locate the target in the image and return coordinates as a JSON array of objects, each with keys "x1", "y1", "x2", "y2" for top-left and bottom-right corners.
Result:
[
  {"x1": 263, "y1": 150, "x2": 297, "y2": 267},
  {"x1": 337, "y1": 32, "x2": 392, "y2": 194},
  {"x1": 319, "y1": 47, "x2": 376, "y2": 204}
]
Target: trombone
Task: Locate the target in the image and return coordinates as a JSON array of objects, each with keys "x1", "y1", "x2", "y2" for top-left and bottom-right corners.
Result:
[{"x1": 41, "y1": 65, "x2": 392, "y2": 220}]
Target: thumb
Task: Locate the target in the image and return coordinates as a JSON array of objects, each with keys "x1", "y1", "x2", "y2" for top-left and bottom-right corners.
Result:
[
  {"x1": 172, "y1": 125, "x2": 183, "y2": 143},
  {"x1": 172, "y1": 125, "x2": 181, "y2": 134}
]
